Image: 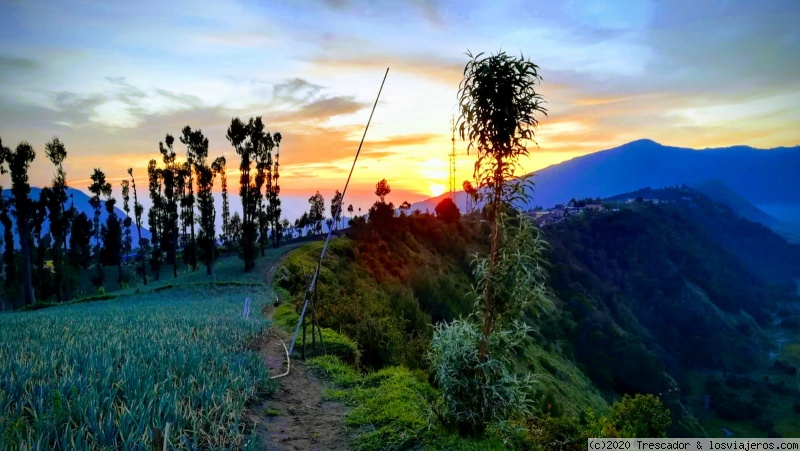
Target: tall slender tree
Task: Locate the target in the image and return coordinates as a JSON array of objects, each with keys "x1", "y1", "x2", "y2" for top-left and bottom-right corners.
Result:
[
  {"x1": 269, "y1": 132, "x2": 282, "y2": 248},
  {"x1": 121, "y1": 180, "x2": 133, "y2": 261},
  {"x1": 147, "y1": 160, "x2": 164, "y2": 280},
  {"x1": 183, "y1": 126, "x2": 219, "y2": 277},
  {"x1": 127, "y1": 168, "x2": 147, "y2": 285},
  {"x1": 308, "y1": 191, "x2": 325, "y2": 235},
  {"x1": 456, "y1": 50, "x2": 547, "y2": 355},
  {"x1": 331, "y1": 190, "x2": 343, "y2": 230},
  {"x1": 159, "y1": 135, "x2": 179, "y2": 278},
  {"x1": 227, "y1": 117, "x2": 261, "y2": 271},
  {"x1": 180, "y1": 127, "x2": 200, "y2": 271},
  {"x1": 4, "y1": 142, "x2": 37, "y2": 305},
  {"x1": 0, "y1": 192, "x2": 15, "y2": 302},
  {"x1": 44, "y1": 137, "x2": 71, "y2": 302},
  {"x1": 219, "y1": 157, "x2": 230, "y2": 246},
  {"x1": 88, "y1": 168, "x2": 112, "y2": 286}
]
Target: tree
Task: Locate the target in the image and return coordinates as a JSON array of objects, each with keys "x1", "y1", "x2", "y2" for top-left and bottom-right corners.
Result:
[
  {"x1": 369, "y1": 179, "x2": 394, "y2": 224},
  {"x1": 227, "y1": 116, "x2": 274, "y2": 271},
  {"x1": 399, "y1": 200, "x2": 411, "y2": 216},
  {"x1": 147, "y1": 159, "x2": 164, "y2": 280},
  {"x1": 88, "y1": 168, "x2": 111, "y2": 285},
  {"x1": 308, "y1": 191, "x2": 325, "y2": 235},
  {"x1": 457, "y1": 50, "x2": 547, "y2": 356},
  {"x1": 69, "y1": 211, "x2": 92, "y2": 270},
  {"x1": 428, "y1": 49, "x2": 549, "y2": 434},
  {"x1": 183, "y1": 125, "x2": 219, "y2": 277},
  {"x1": 121, "y1": 180, "x2": 132, "y2": 261},
  {"x1": 375, "y1": 178, "x2": 391, "y2": 203},
  {"x1": 347, "y1": 204, "x2": 354, "y2": 223},
  {"x1": 588, "y1": 394, "x2": 671, "y2": 438},
  {"x1": 219, "y1": 156, "x2": 231, "y2": 246},
  {"x1": 127, "y1": 168, "x2": 147, "y2": 285},
  {"x1": 463, "y1": 180, "x2": 478, "y2": 215},
  {"x1": 158, "y1": 135, "x2": 180, "y2": 278},
  {"x1": 45, "y1": 137, "x2": 70, "y2": 303},
  {"x1": 0, "y1": 192, "x2": 15, "y2": 301},
  {"x1": 268, "y1": 132, "x2": 283, "y2": 248},
  {"x1": 435, "y1": 197, "x2": 460, "y2": 223},
  {"x1": 100, "y1": 190, "x2": 124, "y2": 287},
  {"x1": 331, "y1": 190, "x2": 343, "y2": 230},
  {"x1": 229, "y1": 212, "x2": 243, "y2": 244},
  {"x1": 2, "y1": 142, "x2": 37, "y2": 305},
  {"x1": 179, "y1": 127, "x2": 200, "y2": 271}
]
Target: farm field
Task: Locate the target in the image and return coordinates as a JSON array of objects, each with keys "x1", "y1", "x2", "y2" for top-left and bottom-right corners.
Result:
[{"x1": 0, "y1": 252, "x2": 298, "y2": 450}]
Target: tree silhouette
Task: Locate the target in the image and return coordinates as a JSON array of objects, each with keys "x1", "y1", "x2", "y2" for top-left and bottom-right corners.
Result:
[
  {"x1": 121, "y1": 180, "x2": 132, "y2": 261},
  {"x1": 375, "y1": 178, "x2": 391, "y2": 203},
  {"x1": 44, "y1": 137, "x2": 71, "y2": 303},
  {"x1": 399, "y1": 200, "x2": 411, "y2": 216},
  {"x1": 147, "y1": 159, "x2": 164, "y2": 280},
  {"x1": 268, "y1": 132, "x2": 283, "y2": 248},
  {"x1": 331, "y1": 190, "x2": 343, "y2": 230},
  {"x1": 219, "y1": 156, "x2": 230, "y2": 246},
  {"x1": 100, "y1": 184, "x2": 123, "y2": 287},
  {"x1": 462, "y1": 180, "x2": 478, "y2": 215},
  {"x1": 3, "y1": 142, "x2": 36, "y2": 305},
  {"x1": 68, "y1": 211, "x2": 92, "y2": 270},
  {"x1": 308, "y1": 191, "x2": 325, "y2": 235},
  {"x1": 369, "y1": 179, "x2": 394, "y2": 224},
  {"x1": 183, "y1": 126, "x2": 219, "y2": 277},
  {"x1": 457, "y1": 50, "x2": 547, "y2": 355},
  {"x1": 179, "y1": 127, "x2": 200, "y2": 271},
  {"x1": 88, "y1": 168, "x2": 111, "y2": 286},
  {"x1": 347, "y1": 204, "x2": 354, "y2": 223},
  {"x1": 127, "y1": 168, "x2": 147, "y2": 285},
  {"x1": 158, "y1": 135, "x2": 180, "y2": 278},
  {"x1": 435, "y1": 197, "x2": 460, "y2": 223}
]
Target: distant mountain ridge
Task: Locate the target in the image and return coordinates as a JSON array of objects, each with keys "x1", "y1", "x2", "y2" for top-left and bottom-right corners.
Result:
[
  {"x1": 411, "y1": 139, "x2": 800, "y2": 225},
  {"x1": 0, "y1": 187, "x2": 151, "y2": 249}
]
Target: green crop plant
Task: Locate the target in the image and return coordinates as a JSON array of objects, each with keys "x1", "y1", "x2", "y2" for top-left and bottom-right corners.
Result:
[{"x1": 0, "y1": 285, "x2": 273, "y2": 449}]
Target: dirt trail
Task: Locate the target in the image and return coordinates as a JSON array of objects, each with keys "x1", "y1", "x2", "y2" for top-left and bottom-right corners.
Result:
[{"x1": 244, "y1": 247, "x2": 351, "y2": 450}]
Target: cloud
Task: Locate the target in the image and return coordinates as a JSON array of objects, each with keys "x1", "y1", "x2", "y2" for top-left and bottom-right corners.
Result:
[
  {"x1": 310, "y1": 52, "x2": 463, "y2": 85},
  {"x1": 272, "y1": 96, "x2": 367, "y2": 124}
]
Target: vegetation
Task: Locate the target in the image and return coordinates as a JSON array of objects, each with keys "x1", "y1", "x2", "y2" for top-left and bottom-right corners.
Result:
[{"x1": 0, "y1": 285, "x2": 272, "y2": 449}]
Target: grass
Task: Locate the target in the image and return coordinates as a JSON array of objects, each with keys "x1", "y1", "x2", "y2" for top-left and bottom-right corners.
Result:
[{"x1": 271, "y1": 304, "x2": 360, "y2": 365}]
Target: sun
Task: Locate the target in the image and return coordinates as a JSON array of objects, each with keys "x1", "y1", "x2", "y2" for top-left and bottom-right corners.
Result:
[{"x1": 428, "y1": 183, "x2": 447, "y2": 197}]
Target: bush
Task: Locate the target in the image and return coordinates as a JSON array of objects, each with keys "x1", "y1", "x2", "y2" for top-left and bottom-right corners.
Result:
[
  {"x1": 607, "y1": 394, "x2": 671, "y2": 438},
  {"x1": 429, "y1": 318, "x2": 535, "y2": 435},
  {"x1": 306, "y1": 355, "x2": 361, "y2": 387}
]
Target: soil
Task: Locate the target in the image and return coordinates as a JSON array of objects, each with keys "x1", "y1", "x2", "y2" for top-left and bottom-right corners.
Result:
[{"x1": 243, "y1": 247, "x2": 352, "y2": 450}]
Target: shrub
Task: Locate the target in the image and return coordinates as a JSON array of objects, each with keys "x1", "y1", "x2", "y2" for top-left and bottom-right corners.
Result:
[
  {"x1": 429, "y1": 318, "x2": 535, "y2": 435},
  {"x1": 606, "y1": 394, "x2": 671, "y2": 438}
]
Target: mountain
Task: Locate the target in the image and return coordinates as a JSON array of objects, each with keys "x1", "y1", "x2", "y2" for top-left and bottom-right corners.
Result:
[
  {"x1": 0, "y1": 187, "x2": 151, "y2": 249},
  {"x1": 411, "y1": 139, "x2": 800, "y2": 224}
]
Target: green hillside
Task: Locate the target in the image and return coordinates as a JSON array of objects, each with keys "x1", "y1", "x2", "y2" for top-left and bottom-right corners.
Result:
[{"x1": 275, "y1": 196, "x2": 800, "y2": 442}]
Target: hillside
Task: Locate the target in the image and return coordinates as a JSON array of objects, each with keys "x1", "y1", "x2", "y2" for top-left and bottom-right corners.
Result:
[
  {"x1": 0, "y1": 187, "x2": 151, "y2": 249},
  {"x1": 411, "y1": 139, "x2": 800, "y2": 225},
  {"x1": 275, "y1": 194, "x2": 800, "y2": 440}
]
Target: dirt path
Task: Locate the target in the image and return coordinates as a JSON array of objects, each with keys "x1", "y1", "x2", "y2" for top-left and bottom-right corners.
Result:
[{"x1": 244, "y1": 247, "x2": 351, "y2": 450}]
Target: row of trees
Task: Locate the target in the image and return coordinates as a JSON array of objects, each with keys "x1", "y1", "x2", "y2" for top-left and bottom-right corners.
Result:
[{"x1": 0, "y1": 116, "x2": 293, "y2": 308}]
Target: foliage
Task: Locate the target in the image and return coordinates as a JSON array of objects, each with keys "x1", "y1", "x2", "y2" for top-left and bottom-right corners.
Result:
[
  {"x1": 277, "y1": 214, "x2": 481, "y2": 370},
  {"x1": 435, "y1": 197, "x2": 461, "y2": 223},
  {"x1": 307, "y1": 191, "x2": 325, "y2": 235},
  {"x1": 429, "y1": 317, "x2": 536, "y2": 435},
  {"x1": 2, "y1": 140, "x2": 37, "y2": 305},
  {"x1": 0, "y1": 286, "x2": 272, "y2": 449},
  {"x1": 127, "y1": 167, "x2": 147, "y2": 285},
  {"x1": 375, "y1": 178, "x2": 391, "y2": 203},
  {"x1": 586, "y1": 394, "x2": 671, "y2": 438},
  {"x1": 429, "y1": 214, "x2": 549, "y2": 435}
]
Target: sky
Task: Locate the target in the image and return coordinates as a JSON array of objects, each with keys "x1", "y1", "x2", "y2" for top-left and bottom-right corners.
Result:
[{"x1": 0, "y1": 0, "x2": 798, "y2": 220}]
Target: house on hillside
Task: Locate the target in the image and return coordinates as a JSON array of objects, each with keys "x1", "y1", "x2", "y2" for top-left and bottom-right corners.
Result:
[{"x1": 586, "y1": 204, "x2": 604, "y2": 211}]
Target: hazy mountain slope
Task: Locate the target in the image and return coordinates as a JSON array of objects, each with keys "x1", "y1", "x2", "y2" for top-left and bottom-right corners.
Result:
[
  {"x1": 692, "y1": 179, "x2": 780, "y2": 226},
  {"x1": 411, "y1": 139, "x2": 800, "y2": 223}
]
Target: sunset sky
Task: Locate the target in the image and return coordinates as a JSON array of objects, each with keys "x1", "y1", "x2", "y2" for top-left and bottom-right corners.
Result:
[{"x1": 1, "y1": 0, "x2": 798, "y2": 218}]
